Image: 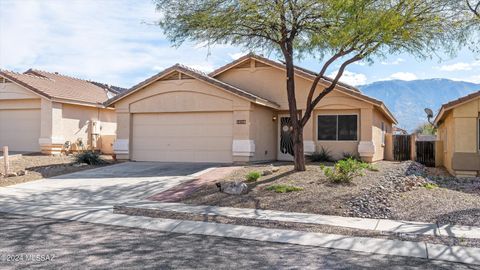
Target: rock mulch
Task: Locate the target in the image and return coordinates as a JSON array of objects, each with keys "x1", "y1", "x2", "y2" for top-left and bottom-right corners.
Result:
[
  {"x1": 0, "y1": 154, "x2": 115, "y2": 187},
  {"x1": 346, "y1": 161, "x2": 431, "y2": 219},
  {"x1": 181, "y1": 161, "x2": 480, "y2": 226}
]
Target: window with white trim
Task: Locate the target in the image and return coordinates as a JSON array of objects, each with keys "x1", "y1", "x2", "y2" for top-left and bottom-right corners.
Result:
[{"x1": 317, "y1": 115, "x2": 358, "y2": 141}]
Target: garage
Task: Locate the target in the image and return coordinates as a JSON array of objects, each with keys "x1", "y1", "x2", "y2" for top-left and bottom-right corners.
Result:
[
  {"x1": 0, "y1": 109, "x2": 41, "y2": 152},
  {"x1": 131, "y1": 112, "x2": 233, "y2": 163}
]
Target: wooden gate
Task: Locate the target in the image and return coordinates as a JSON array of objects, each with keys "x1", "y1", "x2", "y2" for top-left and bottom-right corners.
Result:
[
  {"x1": 393, "y1": 135, "x2": 411, "y2": 161},
  {"x1": 416, "y1": 141, "x2": 435, "y2": 167}
]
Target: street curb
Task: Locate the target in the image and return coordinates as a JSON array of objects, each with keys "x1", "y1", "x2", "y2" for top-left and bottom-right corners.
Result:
[{"x1": 116, "y1": 201, "x2": 480, "y2": 240}]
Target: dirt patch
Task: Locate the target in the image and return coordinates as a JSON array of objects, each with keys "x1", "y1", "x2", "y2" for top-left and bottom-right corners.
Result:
[
  {"x1": 114, "y1": 206, "x2": 480, "y2": 248},
  {"x1": 181, "y1": 161, "x2": 480, "y2": 226},
  {"x1": 0, "y1": 153, "x2": 116, "y2": 187}
]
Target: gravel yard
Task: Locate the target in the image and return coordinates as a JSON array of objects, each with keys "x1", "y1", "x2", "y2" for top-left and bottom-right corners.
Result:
[
  {"x1": 181, "y1": 161, "x2": 480, "y2": 226},
  {"x1": 0, "y1": 154, "x2": 115, "y2": 187}
]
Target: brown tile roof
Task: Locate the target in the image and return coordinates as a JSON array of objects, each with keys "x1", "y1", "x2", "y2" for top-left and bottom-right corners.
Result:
[
  {"x1": 434, "y1": 90, "x2": 480, "y2": 124},
  {"x1": 0, "y1": 69, "x2": 117, "y2": 106},
  {"x1": 106, "y1": 64, "x2": 280, "y2": 109}
]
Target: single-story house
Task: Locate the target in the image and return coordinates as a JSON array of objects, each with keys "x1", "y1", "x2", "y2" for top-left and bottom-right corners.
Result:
[
  {"x1": 106, "y1": 54, "x2": 397, "y2": 163},
  {"x1": 434, "y1": 90, "x2": 480, "y2": 177},
  {"x1": 0, "y1": 69, "x2": 123, "y2": 154}
]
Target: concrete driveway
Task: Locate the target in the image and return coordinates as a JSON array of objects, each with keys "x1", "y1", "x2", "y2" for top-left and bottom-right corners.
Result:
[{"x1": 0, "y1": 162, "x2": 216, "y2": 206}]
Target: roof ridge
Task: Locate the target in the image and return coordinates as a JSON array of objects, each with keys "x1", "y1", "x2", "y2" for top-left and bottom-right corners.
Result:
[
  {"x1": 28, "y1": 68, "x2": 102, "y2": 86},
  {"x1": 2, "y1": 69, "x2": 54, "y2": 81}
]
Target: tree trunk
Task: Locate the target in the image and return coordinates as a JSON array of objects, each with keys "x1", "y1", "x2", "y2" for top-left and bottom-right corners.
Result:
[
  {"x1": 282, "y1": 41, "x2": 306, "y2": 171},
  {"x1": 292, "y1": 125, "x2": 306, "y2": 171}
]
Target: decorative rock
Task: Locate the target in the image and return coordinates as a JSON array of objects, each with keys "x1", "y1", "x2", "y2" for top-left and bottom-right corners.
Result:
[
  {"x1": 6, "y1": 172, "x2": 17, "y2": 177},
  {"x1": 216, "y1": 181, "x2": 248, "y2": 195},
  {"x1": 271, "y1": 167, "x2": 280, "y2": 173},
  {"x1": 17, "y1": 170, "x2": 27, "y2": 176},
  {"x1": 262, "y1": 170, "x2": 273, "y2": 176}
]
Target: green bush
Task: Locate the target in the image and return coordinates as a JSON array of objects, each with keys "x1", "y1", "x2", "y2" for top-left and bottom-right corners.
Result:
[
  {"x1": 321, "y1": 158, "x2": 369, "y2": 183},
  {"x1": 245, "y1": 171, "x2": 261, "y2": 182},
  {"x1": 266, "y1": 184, "x2": 303, "y2": 193},
  {"x1": 310, "y1": 147, "x2": 334, "y2": 162},
  {"x1": 423, "y1": 183, "x2": 439, "y2": 190},
  {"x1": 74, "y1": 150, "x2": 105, "y2": 165}
]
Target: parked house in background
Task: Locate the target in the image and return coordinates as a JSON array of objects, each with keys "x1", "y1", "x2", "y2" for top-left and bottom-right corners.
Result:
[
  {"x1": 435, "y1": 90, "x2": 480, "y2": 177},
  {"x1": 0, "y1": 69, "x2": 123, "y2": 154},
  {"x1": 107, "y1": 54, "x2": 397, "y2": 163}
]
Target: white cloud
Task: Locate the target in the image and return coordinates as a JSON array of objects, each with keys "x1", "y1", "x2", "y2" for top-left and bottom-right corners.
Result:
[
  {"x1": 328, "y1": 70, "x2": 367, "y2": 86},
  {"x1": 0, "y1": 0, "x2": 236, "y2": 87},
  {"x1": 438, "y1": 60, "x2": 480, "y2": 72},
  {"x1": 385, "y1": 72, "x2": 418, "y2": 81},
  {"x1": 381, "y1": 58, "x2": 405, "y2": 65},
  {"x1": 228, "y1": 52, "x2": 247, "y2": 60}
]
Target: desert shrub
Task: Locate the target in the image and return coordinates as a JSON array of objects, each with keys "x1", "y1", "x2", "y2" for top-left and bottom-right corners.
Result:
[
  {"x1": 320, "y1": 158, "x2": 369, "y2": 183},
  {"x1": 423, "y1": 183, "x2": 439, "y2": 190},
  {"x1": 310, "y1": 147, "x2": 334, "y2": 162},
  {"x1": 245, "y1": 171, "x2": 261, "y2": 182},
  {"x1": 74, "y1": 150, "x2": 105, "y2": 165},
  {"x1": 266, "y1": 184, "x2": 303, "y2": 193}
]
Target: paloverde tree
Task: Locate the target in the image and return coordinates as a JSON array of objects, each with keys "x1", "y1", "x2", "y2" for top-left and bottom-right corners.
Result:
[{"x1": 155, "y1": 0, "x2": 459, "y2": 171}]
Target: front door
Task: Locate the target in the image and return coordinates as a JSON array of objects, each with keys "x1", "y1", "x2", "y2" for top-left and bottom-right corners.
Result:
[{"x1": 278, "y1": 115, "x2": 294, "y2": 161}]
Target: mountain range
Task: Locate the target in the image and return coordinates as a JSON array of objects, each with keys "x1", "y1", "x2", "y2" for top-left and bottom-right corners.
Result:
[{"x1": 358, "y1": 79, "x2": 480, "y2": 132}]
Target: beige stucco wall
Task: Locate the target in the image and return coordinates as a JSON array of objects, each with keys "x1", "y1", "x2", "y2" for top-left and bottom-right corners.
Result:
[
  {"x1": 61, "y1": 104, "x2": 116, "y2": 154},
  {"x1": 438, "y1": 111, "x2": 455, "y2": 175},
  {"x1": 437, "y1": 98, "x2": 480, "y2": 176},
  {"x1": 250, "y1": 104, "x2": 276, "y2": 161},
  {"x1": 372, "y1": 108, "x2": 392, "y2": 162}
]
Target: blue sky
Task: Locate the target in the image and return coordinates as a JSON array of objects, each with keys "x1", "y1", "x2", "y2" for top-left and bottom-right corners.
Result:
[{"x1": 1, "y1": 0, "x2": 479, "y2": 88}]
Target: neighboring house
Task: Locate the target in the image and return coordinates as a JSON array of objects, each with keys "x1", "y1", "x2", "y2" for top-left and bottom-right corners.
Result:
[
  {"x1": 434, "y1": 90, "x2": 480, "y2": 177},
  {"x1": 107, "y1": 54, "x2": 397, "y2": 163},
  {"x1": 0, "y1": 69, "x2": 123, "y2": 154}
]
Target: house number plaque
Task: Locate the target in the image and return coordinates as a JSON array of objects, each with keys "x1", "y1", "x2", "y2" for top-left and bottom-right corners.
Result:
[{"x1": 236, "y1": 120, "x2": 247, "y2": 124}]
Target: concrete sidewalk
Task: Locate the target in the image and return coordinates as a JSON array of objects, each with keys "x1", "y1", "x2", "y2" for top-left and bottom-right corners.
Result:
[
  {"x1": 117, "y1": 201, "x2": 480, "y2": 240},
  {"x1": 0, "y1": 201, "x2": 478, "y2": 266}
]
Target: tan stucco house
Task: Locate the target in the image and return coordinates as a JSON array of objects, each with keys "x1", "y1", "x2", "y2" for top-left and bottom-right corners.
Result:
[
  {"x1": 107, "y1": 54, "x2": 397, "y2": 163},
  {"x1": 435, "y1": 90, "x2": 480, "y2": 177},
  {"x1": 0, "y1": 69, "x2": 121, "y2": 154}
]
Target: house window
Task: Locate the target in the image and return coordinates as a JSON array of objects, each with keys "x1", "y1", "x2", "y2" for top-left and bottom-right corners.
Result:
[{"x1": 317, "y1": 115, "x2": 358, "y2": 141}]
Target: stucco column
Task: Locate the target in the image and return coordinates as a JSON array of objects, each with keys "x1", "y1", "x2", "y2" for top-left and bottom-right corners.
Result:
[
  {"x1": 232, "y1": 108, "x2": 254, "y2": 162},
  {"x1": 113, "y1": 111, "x2": 131, "y2": 159},
  {"x1": 303, "y1": 115, "x2": 315, "y2": 155},
  {"x1": 38, "y1": 100, "x2": 64, "y2": 154},
  {"x1": 358, "y1": 108, "x2": 375, "y2": 161}
]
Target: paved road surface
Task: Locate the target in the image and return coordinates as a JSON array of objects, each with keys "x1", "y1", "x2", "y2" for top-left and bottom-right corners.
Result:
[{"x1": 0, "y1": 213, "x2": 476, "y2": 270}]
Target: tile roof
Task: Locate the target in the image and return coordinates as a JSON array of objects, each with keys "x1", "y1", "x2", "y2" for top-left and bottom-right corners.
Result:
[
  {"x1": 106, "y1": 64, "x2": 280, "y2": 109},
  {"x1": 0, "y1": 69, "x2": 119, "y2": 105}
]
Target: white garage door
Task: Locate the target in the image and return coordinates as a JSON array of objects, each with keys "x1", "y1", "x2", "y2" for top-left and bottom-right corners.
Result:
[
  {"x1": 132, "y1": 112, "x2": 233, "y2": 163},
  {"x1": 0, "y1": 109, "x2": 41, "y2": 152}
]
